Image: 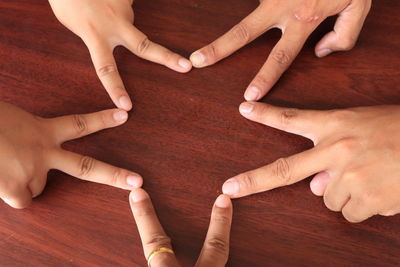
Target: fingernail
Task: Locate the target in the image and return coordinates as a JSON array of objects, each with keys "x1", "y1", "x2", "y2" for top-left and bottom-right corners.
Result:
[
  {"x1": 190, "y1": 51, "x2": 206, "y2": 67},
  {"x1": 239, "y1": 102, "x2": 254, "y2": 114},
  {"x1": 119, "y1": 95, "x2": 132, "y2": 111},
  {"x1": 127, "y1": 175, "x2": 142, "y2": 188},
  {"x1": 244, "y1": 86, "x2": 260, "y2": 101},
  {"x1": 113, "y1": 110, "x2": 128, "y2": 122},
  {"x1": 215, "y1": 195, "x2": 231, "y2": 208},
  {"x1": 178, "y1": 58, "x2": 191, "y2": 69},
  {"x1": 316, "y1": 48, "x2": 332, "y2": 58},
  {"x1": 131, "y1": 189, "x2": 148, "y2": 203},
  {"x1": 222, "y1": 179, "x2": 239, "y2": 195}
]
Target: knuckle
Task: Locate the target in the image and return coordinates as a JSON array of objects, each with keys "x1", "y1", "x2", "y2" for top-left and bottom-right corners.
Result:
[
  {"x1": 342, "y1": 210, "x2": 362, "y2": 223},
  {"x1": 253, "y1": 74, "x2": 271, "y2": 88},
  {"x1": 134, "y1": 205, "x2": 155, "y2": 218},
  {"x1": 358, "y1": 190, "x2": 377, "y2": 206},
  {"x1": 271, "y1": 49, "x2": 291, "y2": 65},
  {"x1": 204, "y1": 237, "x2": 229, "y2": 256},
  {"x1": 231, "y1": 23, "x2": 250, "y2": 44},
  {"x1": 99, "y1": 112, "x2": 108, "y2": 128},
  {"x1": 337, "y1": 37, "x2": 356, "y2": 51},
  {"x1": 323, "y1": 194, "x2": 341, "y2": 212},
  {"x1": 96, "y1": 64, "x2": 118, "y2": 78},
  {"x1": 78, "y1": 156, "x2": 95, "y2": 178},
  {"x1": 1, "y1": 180, "x2": 20, "y2": 193},
  {"x1": 239, "y1": 172, "x2": 258, "y2": 192},
  {"x1": 328, "y1": 109, "x2": 356, "y2": 124},
  {"x1": 280, "y1": 108, "x2": 299, "y2": 127},
  {"x1": 145, "y1": 234, "x2": 172, "y2": 249},
  {"x1": 332, "y1": 138, "x2": 361, "y2": 158},
  {"x1": 110, "y1": 168, "x2": 123, "y2": 187},
  {"x1": 341, "y1": 171, "x2": 359, "y2": 184},
  {"x1": 272, "y1": 158, "x2": 292, "y2": 185},
  {"x1": 73, "y1": 114, "x2": 88, "y2": 134},
  {"x1": 212, "y1": 213, "x2": 231, "y2": 225},
  {"x1": 204, "y1": 43, "x2": 218, "y2": 63},
  {"x1": 136, "y1": 37, "x2": 151, "y2": 55}
]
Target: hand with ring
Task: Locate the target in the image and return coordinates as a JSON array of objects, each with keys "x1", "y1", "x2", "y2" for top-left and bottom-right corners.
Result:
[
  {"x1": 190, "y1": 0, "x2": 372, "y2": 101},
  {"x1": 129, "y1": 189, "x2": 233, "y2": 266}
]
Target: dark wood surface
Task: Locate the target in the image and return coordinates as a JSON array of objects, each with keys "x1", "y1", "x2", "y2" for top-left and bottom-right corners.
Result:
[{"x1": 1, "y1": 0, "x2": 399, "y2": 266}]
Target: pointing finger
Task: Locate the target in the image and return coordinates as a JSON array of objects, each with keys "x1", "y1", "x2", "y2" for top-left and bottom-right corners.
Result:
[
  {"x1": 121, "y1": 24, "x2": 192, "y2": 73},
  {"x1": 222, "y1": 147, "x2": 333, "y2": 198},
  {"x1": 244, "y1": 24, "x2": 316, "y2": 101},
  {"x1": 190, "y1": 4, "x2": 275, "y2": 68},
  {"x1": 87, "y1": 40, "x2": 132, "y2": 110},
  {"x1": 46, "y1": 108, "x2": 128, "y2": 144},
  {"x1": 195, "y1": 195, "x2": 233, "y2": 267},
  {"x1": 239, "y1": 102, "x2": 326, "y2": 142},
  {"x1": 129, "y1": 189, "x2": 179, "y2": 267},
  {"x1": 49, "y1": 149, "x2": 142, "y2": 190}
]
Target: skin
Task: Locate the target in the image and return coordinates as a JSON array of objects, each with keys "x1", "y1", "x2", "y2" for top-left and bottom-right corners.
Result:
[
  {"x1": 222, "y1": 103, "x2": 400, "y2": 223},
  {"x1": 48, "y1": 0, "x2": 192, "y2": 111},
  {"x1": 190, "y1": 0, "x2": 372, "y2": 101},
  {"x1": 130, "y1": 189, "x2": 233, "y2": 267},
  {"x1": 0, "y1": 102, "x2": 143, "y2": 209}
]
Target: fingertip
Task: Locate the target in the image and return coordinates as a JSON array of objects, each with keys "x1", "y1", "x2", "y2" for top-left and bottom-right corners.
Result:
[
  {"x1": 315, "y1": 48, "x2": 332, "y2": 58},
  {"x1": 177, "y1": 58, "x2": 193, "y2": 72},
  {"x1": 190, "y1": 51, "x2": 207, "y2": 68},
  {"x1": 215, "y1": 194, "x2": 232, "y2": 208},
  {"x1": 244, "y1": 86, "x2": 261, "y2": 101},
  {"x1": 113, "y1": 109, "x2": 129, "y2": 123},
  {"x1": 222, "y1": 178, "x2": 240, "y2": 196},
  {"x1": 118, "y1": 95, "x2": 133, "y2": 111},
  {"x1": 126, "y1": 174, "x2": 143, "y2": 188},
  {"x1": 130, "y1": 188, "x2": 149, "y2": 203},
  {"x1": 239, "y1": 102, "x2": 255, "y2": 116}
]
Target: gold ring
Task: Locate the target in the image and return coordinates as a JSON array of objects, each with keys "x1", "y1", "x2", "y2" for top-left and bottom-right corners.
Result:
[{"x1": 147, "y1": 247, "x2": 175, "y2": 267}]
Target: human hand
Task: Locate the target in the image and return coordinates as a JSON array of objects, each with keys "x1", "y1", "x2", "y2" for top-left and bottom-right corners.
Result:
[
  {"x1": 190, "y1": 0, "x2": 371, "y2": 101},
  {"x1": 222, "y1": 103, "x2": 400, "y2": 223},
  {"x1": 0, "y1": 102, "x2": 143, "y2": 209},
  {"x1": 48, "y1": 0, "x2": 192, "y2": 110},
  {"x1": 129, "y1": 189, "x2": 232, "y2": 267}
]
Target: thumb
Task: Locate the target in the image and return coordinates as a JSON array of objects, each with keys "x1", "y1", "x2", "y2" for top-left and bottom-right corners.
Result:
[
  {"x1": 310, "y1": 171, "x2": 331, "y2": 196},
  {"x1": 315, "y1": 0, "x2": 372, "y2": 58}
]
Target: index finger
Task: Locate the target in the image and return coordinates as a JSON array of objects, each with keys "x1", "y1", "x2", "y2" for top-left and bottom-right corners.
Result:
[
  {"x1": 129, "y1": 189, "x2": 179, "y2": 267},
  {"x1": 244, "y1": 24, "x2": 317, "y2": 101},
  {"x1": 48, "y1": 149, "x2": 143, "y2": 190},
  {"x1": 195, "y1": 195, "x2": 233, "y2": 267},
  {"x1": 46, "y1": 108, "x2": 128, "y2": 144},
  {"x1": 120, "y1": 24, "x2": 192, "y2": 73},
  {"x1": 190, "y1": 4, "x2": 275, "y2": 68},
  {"x1": 222, "y1": 147, "x2": 333, "y2": 198},
  {"x1": 87, "y1": 40, "x2": 132, "y2": 111}
]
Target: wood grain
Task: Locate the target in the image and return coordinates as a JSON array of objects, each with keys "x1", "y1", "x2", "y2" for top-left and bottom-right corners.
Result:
[{"x1": 0, "y1": 0, "x2": 399, "y2": 266}]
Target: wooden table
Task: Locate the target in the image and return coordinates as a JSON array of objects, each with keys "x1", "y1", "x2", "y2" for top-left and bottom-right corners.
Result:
[{"x1": 1, "y1": 0, "x2": 399, "y2": 266}]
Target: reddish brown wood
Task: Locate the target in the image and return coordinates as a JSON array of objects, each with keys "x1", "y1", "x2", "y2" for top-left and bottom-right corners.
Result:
[{"x1": 1, "y1": 0, "x2": 400, "y2": 266}]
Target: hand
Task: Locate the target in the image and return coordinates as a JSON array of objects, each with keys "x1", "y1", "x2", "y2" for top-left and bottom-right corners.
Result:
[
  {"x1": 129, "y1": 189, "x2": 233, "y2": 267},
  {"x1": 190, "y1": 0, "x2": 371, "y2": 101},
  {"x1": 222, "y1": 102, "x2": 400, "y2": 223},
  {"x1": 48, "y1": 0, "x2": 192, "y2": 110},
  {"x1": 0, "y1": 102, "x2": 143, "y2": 209}
]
